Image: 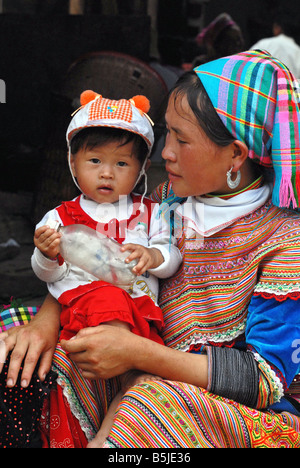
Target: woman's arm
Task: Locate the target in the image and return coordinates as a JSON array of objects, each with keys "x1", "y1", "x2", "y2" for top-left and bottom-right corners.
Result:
[
  {"x1": 0, "y1": 293, "x2": 60, "y2": 387},
  {"x1": 61, "y1": 325, "x2": 208, "y2": 389}
]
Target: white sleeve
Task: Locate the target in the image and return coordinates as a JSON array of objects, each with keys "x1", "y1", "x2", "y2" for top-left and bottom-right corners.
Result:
[
  {"x1": 31, "y1": 208, "x2": 68, "y2": 283},
  {"x1": 35, "y1": 208, "x2": 63, "y2": 229},
  {"x1": 31, "y1": 247, "x2": 68, "y2": 283},
  {"x1": 147, "y1": 203, "x2": 182, "y2": 279}
]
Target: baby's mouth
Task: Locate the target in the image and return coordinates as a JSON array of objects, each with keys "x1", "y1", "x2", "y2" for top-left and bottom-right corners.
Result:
[{"x1": 98, "y1": 185, "x2": 113, "y2": 192}]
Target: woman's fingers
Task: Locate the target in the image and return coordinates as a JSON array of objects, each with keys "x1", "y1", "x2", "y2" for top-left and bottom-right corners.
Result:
[
  {"x1": 5, "y1": 338, "x2": 30, "y2": 387},
  {"x1": 37, "y1": 348, "x2": 55, "y2": 381},
  {"x1": 0, "y1": 325, "x2": 55, "y2": 387},
  {"x1": 0, "y1": 330, "x2": 18, "y2": 375},
  {"x1": 61, "y1": 325, "x2": 136, "y2": 380}
]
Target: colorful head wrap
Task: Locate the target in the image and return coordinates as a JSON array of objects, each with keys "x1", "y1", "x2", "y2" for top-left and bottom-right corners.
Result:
[{"x1": 194, "y1": 49, "x2": 300, "y2": 209}]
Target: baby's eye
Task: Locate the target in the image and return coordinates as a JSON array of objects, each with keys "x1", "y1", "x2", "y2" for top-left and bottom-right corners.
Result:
[
  {"x1": 117, "y1": 161, "x2": 128, "y2": 167},
  {"x1": 90, "y1": 158, "x2": 100, "y2": 164}
]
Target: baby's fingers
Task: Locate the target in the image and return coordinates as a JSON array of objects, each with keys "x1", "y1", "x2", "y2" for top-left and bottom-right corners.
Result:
[{"x1": 132, "y1": 255, "x2": 151, "y2": 275}]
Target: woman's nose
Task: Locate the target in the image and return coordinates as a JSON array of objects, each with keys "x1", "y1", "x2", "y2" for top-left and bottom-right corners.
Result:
[{"x1": 162, "y1": 138, "x2": 176, "y2": 162}]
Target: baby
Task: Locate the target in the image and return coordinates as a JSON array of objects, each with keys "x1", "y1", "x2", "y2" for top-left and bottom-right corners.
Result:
[{"x1": 31, "y1": 91, "x2": 182, "y2": 447}]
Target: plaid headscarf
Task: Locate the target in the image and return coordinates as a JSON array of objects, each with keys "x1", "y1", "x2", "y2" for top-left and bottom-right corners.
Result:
[{"x1": 195, "y1": 49, "x2": 300, "y2": 209}]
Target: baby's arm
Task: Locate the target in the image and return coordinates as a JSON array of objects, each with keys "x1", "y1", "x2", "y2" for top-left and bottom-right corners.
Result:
[
  {"x1": 121, "y1": 244, "x2": 164, "y2": 276},
  {"x1": 34, "y1": 225, "x2": 62, "y2": 259},
  {"x1": 32, "y1": 224, "x2": 67, "y2": 284},
  {"x1": 146, "y1": 203, "x2": 182, "y2": 278}
]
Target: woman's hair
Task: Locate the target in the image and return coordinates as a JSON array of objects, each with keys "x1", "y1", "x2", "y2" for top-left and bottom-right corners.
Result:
[
  {"x1": 70, "y1": 127, "x2": 148, "y2": 165},
  {"x1": 170, "y1": 70, "x2": 236, "y2": 147}
]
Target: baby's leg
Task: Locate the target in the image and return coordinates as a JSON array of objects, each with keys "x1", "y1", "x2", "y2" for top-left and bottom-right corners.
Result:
[
  {"x1": 121, "y1": 369, "x2": 163, "y2": 393},
  {"x1": 87, "y1": 320, "x2": 129, "y2": 448},
  {"x1": 86, "y1": 320, "x2": 163, "y2": 448},
  {"x1": 87, "y1": 391, "x2": 122, "y2": 448},
  {"x1": 87, "y1": 370, "x2": 163, "y2": 448}
]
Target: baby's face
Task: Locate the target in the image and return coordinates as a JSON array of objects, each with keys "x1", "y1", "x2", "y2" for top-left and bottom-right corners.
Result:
[{"x1": 70, "y1": 140, "x2": 142, "y2": 204}]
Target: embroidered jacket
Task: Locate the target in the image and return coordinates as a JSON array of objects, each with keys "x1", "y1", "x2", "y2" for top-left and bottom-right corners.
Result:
[{"x1": 152, "y1": 181, "x2": 300, "y2": 409}]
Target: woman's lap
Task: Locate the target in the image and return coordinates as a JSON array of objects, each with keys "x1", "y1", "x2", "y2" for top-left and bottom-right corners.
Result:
[
  {"x1": 105, "y1": 380, "x2": 300, "y2": 448},
  {"x1": 2, "y1": 307, "x2": 300, "y2": 448}
]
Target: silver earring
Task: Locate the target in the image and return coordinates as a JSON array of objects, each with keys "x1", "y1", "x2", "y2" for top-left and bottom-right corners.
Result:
[{"x1": 226, "y1": 167, "x2": 241, "y2": 190}]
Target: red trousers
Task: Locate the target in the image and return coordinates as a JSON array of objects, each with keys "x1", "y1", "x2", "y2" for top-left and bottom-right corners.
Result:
[{"x1": 59, "y1": 281, "x2": 164, "y2": 344}]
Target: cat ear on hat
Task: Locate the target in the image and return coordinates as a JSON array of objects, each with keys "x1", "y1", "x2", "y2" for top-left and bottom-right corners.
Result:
[
  {"x1": 130, "y1": 95, "x2": 150, "y2": 114},
  {"x1": 80, "y1": 90, "x2": 101, "y2": 106},
  {"x1": 130, "y1": 95, "x2": 154, "y2": 126}
]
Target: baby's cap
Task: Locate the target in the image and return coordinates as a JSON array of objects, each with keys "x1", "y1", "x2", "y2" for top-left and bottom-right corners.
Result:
[{"x1": 66, "y1": 90, "x2": 154, "y2": 155}]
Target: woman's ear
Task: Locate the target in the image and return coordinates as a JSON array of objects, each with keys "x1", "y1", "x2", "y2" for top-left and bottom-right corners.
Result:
[{"x1": 231, "y1": 140, "x2": 249, "y2": 171}]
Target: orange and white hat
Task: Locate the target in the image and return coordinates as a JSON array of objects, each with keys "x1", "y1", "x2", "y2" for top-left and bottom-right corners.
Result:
[{"x1": 66, "y1": 90, "x2": 154, "y2": 154}]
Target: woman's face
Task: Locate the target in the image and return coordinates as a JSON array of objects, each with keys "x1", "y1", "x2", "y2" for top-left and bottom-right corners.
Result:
[{"x1": 162, "y1": 92, "x2": 233, "y2": 198}]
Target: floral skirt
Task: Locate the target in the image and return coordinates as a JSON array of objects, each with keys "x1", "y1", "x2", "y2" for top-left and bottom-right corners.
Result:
[{"x1": 1, "y1": 307, "x2": 300, "y2": 448}]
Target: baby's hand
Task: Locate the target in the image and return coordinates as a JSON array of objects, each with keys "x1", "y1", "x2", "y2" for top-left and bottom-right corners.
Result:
[
  {"x1": 121, "y1": 244, "x2": 164, "y2": 276},
  {"x1": 34, "y1": 225, "x2": 62, "y2": 260}
]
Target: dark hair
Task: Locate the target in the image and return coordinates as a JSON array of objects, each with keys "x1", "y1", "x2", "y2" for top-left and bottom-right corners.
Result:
[
  {"x1": 170, "y1": 70, "x2": 235, "y2": 147},
  {"x1": 70, "y1": 127, "x2": 148, "y2": 165}
]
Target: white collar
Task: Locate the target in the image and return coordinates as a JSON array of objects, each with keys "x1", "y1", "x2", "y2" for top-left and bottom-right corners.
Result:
[
  {"x1": 80, "y1": 194, "x2": 133, "y2": 223},
  {"x1": 175, "y1": 183, "x2": 272, "y2": 238}
]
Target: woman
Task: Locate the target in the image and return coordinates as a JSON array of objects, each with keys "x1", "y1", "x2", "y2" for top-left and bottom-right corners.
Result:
[{"x1": 1, "y1": 50, "x2": 300, "y2": 448}]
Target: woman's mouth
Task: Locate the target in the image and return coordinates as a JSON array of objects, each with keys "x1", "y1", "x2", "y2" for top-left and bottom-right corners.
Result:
[{"x1": 166, "y1": 168, "x2": 181, "y2": 182}]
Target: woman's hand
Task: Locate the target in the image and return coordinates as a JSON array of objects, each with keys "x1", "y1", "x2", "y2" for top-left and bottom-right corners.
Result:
[
  {"x1": 0, "y1": 294, "x2": 60, "y2": 387},
  {"x1": 61, "y1": 325, "x2": 208, "y2": 389},
  {"x1": 61, "y1": 325, "x2": 136, "y2": 380}
]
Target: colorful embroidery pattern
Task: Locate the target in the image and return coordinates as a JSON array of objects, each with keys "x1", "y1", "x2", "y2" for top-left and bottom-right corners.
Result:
[
  {"x1": 153, "y1": 182, "x2": 300, "y2": 352},
  {"x1": 106, "y1": 380, "x2": 300, "y2": 448}
]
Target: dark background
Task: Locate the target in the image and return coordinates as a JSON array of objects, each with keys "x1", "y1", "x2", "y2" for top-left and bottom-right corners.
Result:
[{"x1": 1, "y1": 0, "x2": 299, "y2": 192}]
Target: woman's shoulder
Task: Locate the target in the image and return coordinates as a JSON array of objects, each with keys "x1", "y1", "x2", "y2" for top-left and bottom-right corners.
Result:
[
  {"x1": 149, "y1": 180, "x2": 171, "y2": 203},
  {"x1": 267, "y1": 204, "x2": 300, "y2": 238}
]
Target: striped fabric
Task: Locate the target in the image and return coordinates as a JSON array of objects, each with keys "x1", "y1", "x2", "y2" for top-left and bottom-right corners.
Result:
[
  {"x1": 52, "y1": 345, "x2": 120, "y2": 442},
  {"x1": 155, "y1": 184, "x2": 300, "y2": 352},
  {"x1": 152, "y1": 181, "x2": 300, "y2": 400},
  {"x1": 105, "y1": 380, "x2": 300, "y2": 448},
  {"x1": 2, "y1": 306, "x2": 300, "y2": 447},
  {"x1": 195, "y1": 50, "x2": 300, "y2": 209}
]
